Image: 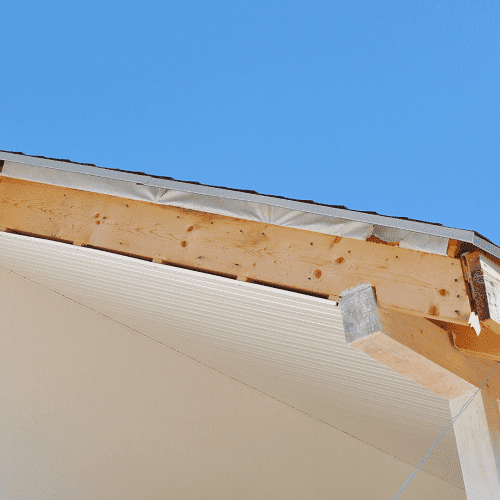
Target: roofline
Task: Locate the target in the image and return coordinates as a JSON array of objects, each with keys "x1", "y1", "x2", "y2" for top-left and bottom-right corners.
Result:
[{"x1": 1, "y1": 150, "x2": 498, "y2": 260}]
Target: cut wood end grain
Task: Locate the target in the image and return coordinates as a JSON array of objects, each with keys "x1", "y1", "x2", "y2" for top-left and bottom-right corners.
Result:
[{"x1": 447, "y1": 239, "x2": 461, "y2": 258}]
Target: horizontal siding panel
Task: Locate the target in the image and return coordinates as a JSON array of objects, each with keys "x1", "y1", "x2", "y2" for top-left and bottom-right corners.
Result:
[{"x1": 0, "y1": 231, "x2": 463, "y2": 488}]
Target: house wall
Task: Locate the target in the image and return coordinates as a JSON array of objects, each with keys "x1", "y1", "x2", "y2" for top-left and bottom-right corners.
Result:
[{"x1": 0, "y1": 266, "x2": 465, "y2": 499}]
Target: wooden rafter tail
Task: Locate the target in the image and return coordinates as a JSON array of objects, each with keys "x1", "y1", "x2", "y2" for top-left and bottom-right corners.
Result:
[
  {"x1": 338, "y1": 283, "x2": 500, "y2": 398},
  {"x1": 446, "y1": 238, "x2": 461, "y2": 258},
  {"x1": 339, "y1": 283, "x2": 500, "y2": 498}
]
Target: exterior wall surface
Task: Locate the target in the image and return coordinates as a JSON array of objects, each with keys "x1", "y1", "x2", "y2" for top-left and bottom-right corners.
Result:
[{"x1": 0, "y1": 266, "x2": 465, "y2": 499}]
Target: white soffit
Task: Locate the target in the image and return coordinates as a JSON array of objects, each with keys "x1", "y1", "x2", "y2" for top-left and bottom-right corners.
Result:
[
  {"x1": 1, "y1": 150, "x2": 498, "y2": 259},
  {"x1": 0, "y1": 231, "x2": 464, "y2": 489}
]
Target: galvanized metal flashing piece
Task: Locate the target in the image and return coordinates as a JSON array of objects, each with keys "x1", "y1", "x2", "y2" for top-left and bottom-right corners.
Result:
[
  {"x1": 339, "y1": 284, "x2": 382, "y2": 343},
  {"x1": 1, "y1": 151, "x2": 499, "y2": 260}
]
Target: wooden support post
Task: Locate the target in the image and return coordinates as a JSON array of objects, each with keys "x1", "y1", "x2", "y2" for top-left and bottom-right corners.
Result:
[
  {"x1": 462, "y1": 252, "x2": 500, "y2": 336},
  {"x1": 338, "y1": 284, "x2": 477, "y2": 400},
  {"x1": 450, "y1": 389, "x2": 500, "y2": 499}
]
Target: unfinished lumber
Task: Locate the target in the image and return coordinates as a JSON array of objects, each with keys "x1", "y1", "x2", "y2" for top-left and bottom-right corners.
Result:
[
  {"x1": 446, "y1": 238, "x2": 461, "y2": 258},
  {"x1": 0, "y1": 176, "x2": 470, "y2": 324},
  {"x1": 338, "y1": 283, "x2": 500, "y2": 399},
  {"x1": 339, "y1": 284, "x2": 476, "y2": 399},
  {"x1": 436, "y1": 320, "x2": 500, "y2": 362}
]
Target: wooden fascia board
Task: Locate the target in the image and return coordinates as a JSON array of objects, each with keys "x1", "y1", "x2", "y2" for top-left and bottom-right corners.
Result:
[
  {"x1": 339, "y1": 284, "x2": 500, "y2": 401},
  {"x1": 0, "y1": 175, "x2": 471, "y2": 324}
]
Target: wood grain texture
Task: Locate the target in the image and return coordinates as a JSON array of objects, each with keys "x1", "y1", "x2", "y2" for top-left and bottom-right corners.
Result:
[
  {"x1": 353, "y1": 330, "x2": 476, "y2": 400},
  {"x1": 351, "y1": 305, "x2": 500, "y2": 400},
  {"x1": 339, "y1": 285, "x2": 488, "y2": 398},
  {"x1": 447, "y1": 239, "x2": 461, "y2": 258},
  {"x1": 440, "y1": 321, "x2": 500, "y2": 362},
  {"x1": 0, "y1": 176, "x2": 471, "y2": 323},
  {"x1": 339, "y1": 285, "x2": 472, "y2": 399}
]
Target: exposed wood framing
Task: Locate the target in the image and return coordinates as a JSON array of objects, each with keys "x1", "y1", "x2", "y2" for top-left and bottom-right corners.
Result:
[
  {"x1": 435, "y1": 320, "x2": 500, "y2": 362},
  {"x1": 339, "y1": 284, "x2": 500, "y2": 400},
  {"x1": 0, "y1": 176, "x2": 471, "y2": 325},
  {"x1": 3, "y1": 166, "x2": 500, "y2": 498},
  {"x1": 447, "y1": 238, "x2": 461, "y2": 258},
  {"x1": 462, "y1": 251, "x2": 500, "y2": 336}
]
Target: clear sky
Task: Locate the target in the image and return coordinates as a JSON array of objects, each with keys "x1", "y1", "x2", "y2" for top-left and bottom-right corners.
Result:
[{"x1": 2, "y1": 1, "x2": 499, "y2": 245}]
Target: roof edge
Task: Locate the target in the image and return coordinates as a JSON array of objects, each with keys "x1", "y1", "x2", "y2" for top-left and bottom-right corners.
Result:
[{"x1": 1, "y1": 150, "x2": 498, "y2": 260}]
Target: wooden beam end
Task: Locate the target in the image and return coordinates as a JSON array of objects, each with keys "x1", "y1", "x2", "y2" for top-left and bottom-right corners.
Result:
[
  {"x1": 446, "y1": 239, "x2": 461, "y2": 258},
  {"x1": 339, "y1": 284, "x2": 480, "y2": 400}
]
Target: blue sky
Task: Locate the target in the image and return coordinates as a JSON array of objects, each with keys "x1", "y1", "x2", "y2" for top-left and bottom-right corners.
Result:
[{"x1": 2, "y1": 1, "x2": 499, "y2": 245}]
